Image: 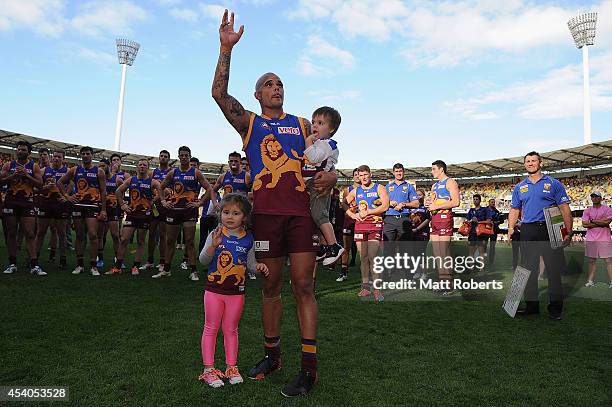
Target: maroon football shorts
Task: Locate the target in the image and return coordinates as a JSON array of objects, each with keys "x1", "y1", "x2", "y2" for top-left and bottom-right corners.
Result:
[
  {"x1": 354, "y1": 221, "x2": 383, "y2": 242},
  {"x1": 252, "y1": 214, "x2": 318, "y2": 259},
  {"x1": 430, "y1": 211, "x2": 454, "y2": 237}
]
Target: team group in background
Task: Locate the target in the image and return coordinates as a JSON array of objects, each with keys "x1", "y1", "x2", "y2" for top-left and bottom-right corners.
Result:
[{"x1": 2, "y1": 8, "x2": 611, "y2": 398}]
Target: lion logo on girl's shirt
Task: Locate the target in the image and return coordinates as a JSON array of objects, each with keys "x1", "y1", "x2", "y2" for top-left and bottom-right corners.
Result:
[{"x1": 208, "y1": 250, "x2": 245, "y2": 285}]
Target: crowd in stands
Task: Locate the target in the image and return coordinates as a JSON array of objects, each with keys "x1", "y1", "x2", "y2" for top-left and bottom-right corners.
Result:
[{"x1": 448, "y1": 175, "x2": 611, "y2": 212}]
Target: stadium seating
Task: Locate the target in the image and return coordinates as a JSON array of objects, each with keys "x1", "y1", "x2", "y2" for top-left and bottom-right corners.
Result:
[{"x1": 455, "y1": 175, "x2": 611, "y2": 211}]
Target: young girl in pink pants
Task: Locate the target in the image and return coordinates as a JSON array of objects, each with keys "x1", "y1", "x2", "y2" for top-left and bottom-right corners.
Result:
[{"x1": 198, "y1": 193, "x2": 268, "y2": 387}]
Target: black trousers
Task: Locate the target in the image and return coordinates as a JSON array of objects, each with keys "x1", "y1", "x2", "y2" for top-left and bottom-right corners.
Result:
[
  {"x1": 487, "y1": 234, "x2": 497, "y2": 265},
  {"x1": 383, "y1": 216, "x2": 413, "y2": 278},
  {"x1": 520, "y1": 223, "x2": 565, "y2": 312},
  {"x1": 382, "y1": 216, "x2": 413, "y2": 242},
  {"x1": 512, "y1": 240, "x2": 521, "y2": 270}
]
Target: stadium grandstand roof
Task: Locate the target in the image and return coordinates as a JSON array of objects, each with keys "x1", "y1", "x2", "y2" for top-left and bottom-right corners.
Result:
[
  {"x1": 0, "y1": 129, "x2": 226, "y2": 177},
  {"x1": 336, "y1": 139, "x2": 612, "y2": 182},
  {"x1": 2, "y1": 128, "x2": 611, "y2": 181}
]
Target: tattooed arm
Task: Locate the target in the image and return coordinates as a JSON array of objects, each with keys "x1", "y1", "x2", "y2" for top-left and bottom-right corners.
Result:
[{"x1": 211, "y1": 9, "x2": 252, "y2": 139}]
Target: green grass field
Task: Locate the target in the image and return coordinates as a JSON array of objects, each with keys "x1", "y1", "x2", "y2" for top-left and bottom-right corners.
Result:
[{"x1": 1, "y1": 233, "x2": 612, "y2": 406}]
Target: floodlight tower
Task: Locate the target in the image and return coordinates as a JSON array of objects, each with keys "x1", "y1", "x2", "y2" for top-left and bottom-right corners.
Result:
[
  {"x1": 567, "y1": 12, "x2": 597, "y2": 145},
  {"x1": 114, "y1": 39, "x2": 140, "y2": 151}
]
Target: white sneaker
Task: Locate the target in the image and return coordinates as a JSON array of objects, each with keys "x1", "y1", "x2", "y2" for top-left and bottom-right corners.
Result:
[
  {"x1": 189, "y1": 272, "x2": 199, "y2": 281},
  {"x1": 152, "y1": 270, "x2": 171, "y2": 279},
  {"x1": 609, "y1": 282, "x2": 612, "y2": 289},
  {"x1": 322, "y1": 245, "x2": 345, "y2": 266},
  {"x1": 181, "y1": 261, "x2": 188, "y2": 270},
  {"x1": 30, "y1": 266, "x2": 47, "y2": 276},
  {"x1": 198, "y1": 368, "x2": 224, "y2": 388},
  {"x1": 3, "y1": 264, "x2": 17, "y2": 274},
  {"x1": 248, "y1": 271, "x2": 256, "y2": 280},
  {"x1": 90, "y1": 268, "x2": 101, "y2": 276},
  {"x1": 72, "y1": 266, "x2": 84, "y2": 275},
  {"x1": 157, "y1": 264, "x2": 165, "y2": 272},
  {"x1": 585, "y1": 281, "x2": 595, "y2": 288},
  {"x1": 139, "y1": 262, "x2": 154, "y2": 271},
  {"x1": 336, "y1": 273, "x2": 347, "y2": 282},
  {"x1": 225, "y1": 366, "x2": 243, "y2": 385}
]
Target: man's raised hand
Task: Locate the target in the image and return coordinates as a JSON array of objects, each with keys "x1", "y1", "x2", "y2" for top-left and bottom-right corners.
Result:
[{"x1": 219, "y1": 9, "x2": 244, "y2": 51}]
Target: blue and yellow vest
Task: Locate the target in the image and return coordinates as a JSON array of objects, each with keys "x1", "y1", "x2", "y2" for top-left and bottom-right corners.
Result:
[
  {"x1": 170, "y1": 166, "x2": 199, "y2": 208},
  {"x1": 221, "y1": 170, "x2": 249, "y2": 196},
  {"x1": 206, "y1": 227, "x2": 254, "y2": 295},
  {"x1": 243, "y1": 112, "x2": 309, "y2": 216},
  {"x1": 6, "y1": 160, "x2": 35, "y2": 204},
  {"x1": 355, "y1": 182, "x2": 383, "y2": 224},
  {"x1": 128, "y1": 175, "x2": 153, "y2": 215},
  {"x1": 74, "y1": 164, "x2": 100, "y2": 205}
]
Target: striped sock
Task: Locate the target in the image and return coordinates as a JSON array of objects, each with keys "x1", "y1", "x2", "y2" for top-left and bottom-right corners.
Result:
[
  {"x1": 264, "y1": 336, "x2": 281, "y2": 361},
  {"x1": 301, "y1": 338, "x2": 317, "y2": 376}
]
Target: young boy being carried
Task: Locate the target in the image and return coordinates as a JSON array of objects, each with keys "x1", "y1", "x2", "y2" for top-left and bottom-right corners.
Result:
[{"x1": 304, "y1": 106, "x2": 344, "y2": 266}]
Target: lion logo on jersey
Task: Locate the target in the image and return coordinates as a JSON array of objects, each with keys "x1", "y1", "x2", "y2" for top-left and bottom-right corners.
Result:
[
  {"x1": 252, "y1": 134, "x2": 305, "y2": 192},
  {"x1": 130, "y1": 189, "x2": 140, "y2": 203},
  {"x1": 173, "y1": 182, "x2": 184, "y2": 196},
  {"x1": 77, "y1": 179, "x2": 88, "y2": 194},
  {"x1": 10, "y1": 178, "x2": 33, "y2": 199},
  {"x1": 43, "y1": 175, "x2": 59, "y2": 199},
  {"x1": 358, "y1": 200, "x2": 368, "y2": 213},
  {"x1": 410, "y1": 211, "x2": 423, "y2": 225},
  {"x1": 129, "y1": 189, "x2": 150, "y2": 212},
  {"x1": 207, "y1": 250, "x2": 246, "y2": 286},
  {"x1": 75, "y1": 178, "x2": 100, "y2": 202}
]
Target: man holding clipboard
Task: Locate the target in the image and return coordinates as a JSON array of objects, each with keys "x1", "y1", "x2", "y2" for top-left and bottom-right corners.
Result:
[{"x1": 507, "y1": 151, "x2": 573, "y2": 320}]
